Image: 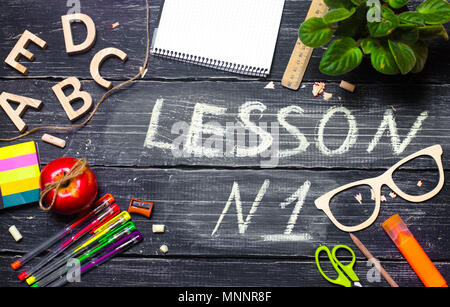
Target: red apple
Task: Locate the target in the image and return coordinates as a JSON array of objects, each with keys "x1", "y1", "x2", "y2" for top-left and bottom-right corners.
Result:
[{"x1": 40, "y1": 157, "x2": 98, "y2": 215}]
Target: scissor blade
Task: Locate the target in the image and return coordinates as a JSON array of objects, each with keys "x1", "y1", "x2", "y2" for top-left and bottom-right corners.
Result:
[{"x1": 353, "y1": 282, "x2": 363, "y2": 287}]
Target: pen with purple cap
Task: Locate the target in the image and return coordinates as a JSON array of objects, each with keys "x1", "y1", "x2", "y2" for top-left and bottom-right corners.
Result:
[{"x1": 47, "y1": 230, "x2": 143, "y2": 287}]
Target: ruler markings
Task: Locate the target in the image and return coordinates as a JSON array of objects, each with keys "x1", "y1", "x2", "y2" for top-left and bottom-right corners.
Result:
[{"x1": 281, "y1": 0, "x2": 328, "y2": 90}]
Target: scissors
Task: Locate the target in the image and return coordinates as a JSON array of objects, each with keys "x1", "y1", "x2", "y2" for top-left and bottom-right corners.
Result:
[{"x1": 315, "y1": 244, "x2": 362, "y2": 287}]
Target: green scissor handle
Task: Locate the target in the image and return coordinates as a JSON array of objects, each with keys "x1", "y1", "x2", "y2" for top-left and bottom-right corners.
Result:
[
  {"x1": 315, "y1": 244, "x2": 359, "y2": 287},
  {"x1": 331, "y1": 245, "x2": 359, "y2": 283}
]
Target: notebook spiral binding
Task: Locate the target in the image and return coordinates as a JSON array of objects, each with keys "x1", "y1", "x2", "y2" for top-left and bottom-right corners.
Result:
[{"x1": 151, "y1": 48, "x2": 269, "y2": 77}]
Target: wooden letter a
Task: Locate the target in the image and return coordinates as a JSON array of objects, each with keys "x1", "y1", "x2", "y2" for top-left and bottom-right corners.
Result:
[{"x1": 0, "y1": 92, "x2": 43, "y2": 132}]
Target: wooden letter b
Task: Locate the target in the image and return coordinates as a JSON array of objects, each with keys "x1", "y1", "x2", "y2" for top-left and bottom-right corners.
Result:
[{"x1": 52, "y1": 77, "x2": 93, "y2": 122}]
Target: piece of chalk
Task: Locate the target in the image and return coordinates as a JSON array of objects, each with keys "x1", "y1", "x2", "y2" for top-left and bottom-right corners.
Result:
[
  {"x1": 152, "y1": 224, "x2": 165, "y2": 233},
  {"x1": 264, "y1": 81, "x2": 275, "y2": 89},
  {"x1": 41, "y1": 133, "x2": 66, "y2": 148},
  {"x1": 9, "y1": 225, "x2": 22, "y2": 242},
  {"x1": 323, "y1": 92, "x2": 333, "y2": 101},
  {"x1": 340, "y1": 80, "x2": 356, "y2": 92},
  {"x1": 160, "y1": 244, "x2": 168, "y2": 254}
]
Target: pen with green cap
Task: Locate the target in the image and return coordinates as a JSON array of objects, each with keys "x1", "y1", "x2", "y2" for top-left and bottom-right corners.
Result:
[
  {"x1": 31, "y1": 221, "x2": 136, "y2": 287},
  {"x1": 18, "y1": 203, "x2": 120, "y2": 282},
  {"x1": 11, "y1": 194, "x2": 115, "y2": 271},
  {"x1": 25, "y1": 211, "x2": 131, "y2": 286},
  {"x1": 47, "y1": 230, "x2": 143, "y2": 287},
  {"x1": 27, "y1": 218, "x2": 133, "y2": 286}
]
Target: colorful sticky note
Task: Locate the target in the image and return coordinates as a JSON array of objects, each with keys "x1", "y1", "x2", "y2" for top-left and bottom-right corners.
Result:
[{"x1": 0, "y1": 141, "x2": 41, "y2": 209}]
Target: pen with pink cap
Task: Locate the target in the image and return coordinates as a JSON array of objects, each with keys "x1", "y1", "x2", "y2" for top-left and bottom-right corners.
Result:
[
  {"x1": 47, "y1": 230, "x2": 143, "y2": 287},
  {"x1": 11, "y1": 194, "x2": 115, "y2": 271},
  {"x1": 17, "y1": 203, "x2": 120, "y2": 281}
]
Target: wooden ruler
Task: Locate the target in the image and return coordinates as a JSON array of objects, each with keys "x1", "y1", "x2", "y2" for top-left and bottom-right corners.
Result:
[{"x1": 281, "y1": 0, "x2": 328, "y2": 90}]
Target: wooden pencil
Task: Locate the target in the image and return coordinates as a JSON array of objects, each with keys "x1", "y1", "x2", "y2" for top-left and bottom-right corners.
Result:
[{"x1": 349, "y1": 233, "x2": 399, "y2": 287}]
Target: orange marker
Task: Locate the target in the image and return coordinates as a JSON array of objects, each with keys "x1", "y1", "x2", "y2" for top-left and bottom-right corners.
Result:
[{"x1": 382, "y1": 214, "x2": 448, "y2": 287}]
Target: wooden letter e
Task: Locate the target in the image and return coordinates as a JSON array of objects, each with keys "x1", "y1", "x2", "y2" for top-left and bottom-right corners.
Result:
[{"x1": 4, "y1": 30, "x2": 47, "y2": 75}]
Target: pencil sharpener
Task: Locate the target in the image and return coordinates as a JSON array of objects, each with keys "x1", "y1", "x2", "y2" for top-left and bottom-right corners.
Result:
[{"x1": 127, "y1": 198, "x2": 154, "y2": 219}]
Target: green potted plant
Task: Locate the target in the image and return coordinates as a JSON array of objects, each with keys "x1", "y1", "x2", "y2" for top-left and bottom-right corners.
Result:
[{"x1": 298, "y1": 0, "x2": 450, "y2": 75}]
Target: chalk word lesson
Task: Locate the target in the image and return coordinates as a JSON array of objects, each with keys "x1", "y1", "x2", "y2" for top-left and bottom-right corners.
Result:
[{"x1": 145, "y1": 98, "x2": 429, "y2": 165}]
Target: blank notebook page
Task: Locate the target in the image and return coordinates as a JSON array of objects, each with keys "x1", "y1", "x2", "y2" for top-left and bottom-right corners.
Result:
[{"x1": 151, "y1": 0, "x2": 285, "y2": 77}]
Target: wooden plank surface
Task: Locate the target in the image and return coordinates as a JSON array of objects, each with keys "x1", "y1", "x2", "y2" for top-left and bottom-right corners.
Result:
[
  {"x1": 0, "y1": 0, "x2": 449, "y2": 288},
  {"x1": 0, "y1": 167, "x2": 449, "y2": 257},
  {"x1": 0, "y1": 79, "x2": 448, "y2": 169},
  {"x1": 0, "y1": 0, "x2": 449, "y2": 83},
  {"x1": 1, "y1": 167, "x2": 449, "y2": 287},
  {"x1": 2, "y1": 254, "x2": 450, "y2": 287}
]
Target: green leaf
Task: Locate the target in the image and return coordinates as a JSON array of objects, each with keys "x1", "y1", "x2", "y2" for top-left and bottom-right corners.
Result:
[
  {"x1": 389, "y1": 24, "x2": 419, "y2": 44},
  {"x1": 323, "y1": 7, "x2": 356, "y2": 23},
  {"x1": 388, "y1": 40, "x2": 417, "y2": 74},
  {"x1": 324, "y1": 0, "x2": 355, "y2": 9},
  {"x1": 417, "y1": 0, "x2": 450, "y2": 24},
  {"x1": 319, "y1": 37, "x2": 363, "y2": 75},
  {"x1": 368, "y1": 6, "x2": 400, "y2": 38},
  {"x1": 299, "y1": 17, "x2": 334, "y2": 47},
  {"x1": 418, "y1": 25, "x2": 449, "y2": 40},
  {"x1": 388, "y1": 0, "x2": 409, "y2": 9},
  {"x1": 371, "y1": 42, "x2": 400, "y2": 74},
  {"x1": 399, "y1": 12, "x2": 425, "y2": 26},
  {"x1": 334, "y1": 4, "x2": 368, "y2": 37},
  {"x1": 360, "y1": 37, "x2": 376, "y2": 54},
  {"x1": 408, "y1": 40, "x2": 429, "y2": 73}
]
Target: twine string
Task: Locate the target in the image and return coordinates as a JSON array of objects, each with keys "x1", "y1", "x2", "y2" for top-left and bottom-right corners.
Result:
[
  {"x1": 39, "y1": 158, "x2": 88, "y2": 211},
  {"x1": 0, "y1": 0, "x2": 150, "y2": 142}
]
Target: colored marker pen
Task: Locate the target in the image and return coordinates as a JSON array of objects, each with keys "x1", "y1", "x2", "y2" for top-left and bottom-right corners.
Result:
[
  {"x1": 31, "y1": 222, "x2": 136, "y2": 287},
  {"x1": 47, "y1": 231, "x2": 143, "y2": 287},
  {"x1": 17, "y1": 203, "x2": 120, "y2": 281},
  {"x1": 382, "y1": 214, "x2": 448, "y2": 287},
  {"x1": 72, "y1": 211, "x2": 131, "y2": 253},
  {"x1": 10, "y1": 194, "x2": 114, "y2": 270},
  {"x1": 26, "y1": 218, "x2": 134, "y2": 286}
]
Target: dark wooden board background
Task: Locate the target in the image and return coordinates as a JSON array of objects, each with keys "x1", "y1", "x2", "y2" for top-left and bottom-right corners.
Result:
[{"x1": 0, "y1": 0, "x2": 449, "y2": 288}]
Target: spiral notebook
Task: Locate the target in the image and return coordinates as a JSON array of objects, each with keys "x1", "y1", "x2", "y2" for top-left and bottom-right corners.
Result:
[{"x1": 151, "y1": 0, "x2": 285, "y2": 77}]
